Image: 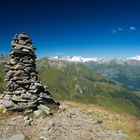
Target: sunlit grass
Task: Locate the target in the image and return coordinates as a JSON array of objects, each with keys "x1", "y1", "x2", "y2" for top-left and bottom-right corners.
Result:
[{"x1": 67, "y1": 101, "x2": 140, "y2": 140}]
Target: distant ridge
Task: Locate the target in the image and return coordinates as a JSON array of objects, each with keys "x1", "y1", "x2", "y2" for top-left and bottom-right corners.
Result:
[
  {"x1": 49, "y1": 56, "x2": 98, "y2": 63},
  {"x1": 48, "y1": 55, "x2": 140, "y2": 64}
]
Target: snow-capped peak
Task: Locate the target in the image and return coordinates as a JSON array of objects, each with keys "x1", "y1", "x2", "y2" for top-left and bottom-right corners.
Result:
[
  {"x1": 127, "y1": 56, "x2": 140, "y2": 61},
  {"x1": 48, "y1": 55, "x2": 140, "y2": 64},
  {"x1": 49, "y1": 56, "x2": 98, "y2": 63}
]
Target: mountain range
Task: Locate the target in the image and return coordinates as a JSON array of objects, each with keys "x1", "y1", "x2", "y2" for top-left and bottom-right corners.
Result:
[
  {"x1": 49, "y1": 55, "x2": 140, "y2": 64},
  {"x1": 0, "y1": 54, "x2": 140, "y2": 116},
  {"x1": 48, "y1": 55, "x2": 140, "y2": 90}
]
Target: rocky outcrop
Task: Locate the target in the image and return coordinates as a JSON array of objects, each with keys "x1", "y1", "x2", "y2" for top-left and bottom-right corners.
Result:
[{"x1": 2, "y1": 33, "x2": 58, "y2": 111}]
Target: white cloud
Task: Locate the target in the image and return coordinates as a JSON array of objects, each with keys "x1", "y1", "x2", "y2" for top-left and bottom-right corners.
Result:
[
  {"x1": 110, "y1": 26, "x2": 136, "y2": 34},
  {"x1": 112, "y1": 29, "x2": 117, "y2": 34},
  {"x1": 111, "y1": 27, "x2": 124, "y2": 34},
  {"x1": 118, "y1": 27, "x2": 123, "y2": 31},
  {"x1": 129, "y1": 26, "x2": 136, "y2": 31},
  {"x1": 110, "y1": 28, "x2": 117, "y2": 34}
]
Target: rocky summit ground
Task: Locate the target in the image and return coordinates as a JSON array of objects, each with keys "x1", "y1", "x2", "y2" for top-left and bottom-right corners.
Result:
[{"x1": 0, "y1": 102, "x2": 127, "y2": 140}]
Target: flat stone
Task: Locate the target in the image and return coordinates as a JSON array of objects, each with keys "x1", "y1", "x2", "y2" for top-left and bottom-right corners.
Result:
[
  {"x1": 6, "y1": 70, "x2": 15, "y2": 77},
  {"x1": 24, "y1": 109, "x2": 33, "y2": 114},
  {"x1": 16, "y1": 80, "x2": 31, "y2": 84},
  {"x1": 30, "y1": 95, "x2": 38, "y2": 100},
  {"x1": 11, "y1": 95, "x2": 27, "y2": 102},
  {"x1": 33, "y1": 109, "x2": 43, "y2": 118},
  {"x1": 0, "y1": 94, "x2": 4, "y2": 99},
  {"x1": 15, "y1": 90, "x2": 25, "y2": 95},
  {"x1": 18, "y1": 40, "x2": 26, "y2": 45},
  {"x1": 39, "y1": 92, "x2": 50, "y2": 99},
  {"x1": 35, "y1": 82, "x2": 43, "y2": 87},
  {"x1": 3, "y1": 95, "x2": 12, "y2": 100},
  {"x1": 28, "y1": 89, "x2": 38, "y2": 94},
  {"x1": 59, "y1": 104, "x2": 66, "y2": 110},
  {"x1": 22, "y1": 45, "x2": 34, "y2": 50},
  {"x1": 27, "y1": 101, "x2": 38, "y2": 109},
  {"x1": 12, "y1": 45, "x2": 22, "y2": 50},
  {"x1": 14, "y1": 64, "x2": 23, "y2": 70},
  {"x1": 7, "y1": 105, "x2": 26, "y2": 111},
  {"x1": 18, "y1": 33, "x2": 28, "y2": 38},
  {"x1": 21, "y1": 93, "x2": 32, "y2": 100},
  {"x1": 38, "y1": 104, "x2": 52, "y2": 115},
  {"x1": 2, "y1": 100, "x2": 14, "y2": 109},
  {"x1": 3, "y1": 91, "x2": 14, "y2": 95},
  {"x1": 24, "y1": 115, "x2": 29, "y2": 121},
  {"x1": 22, "y1": 48, "x2": 30, "y2": 52},
  {"x1": 14, "y1": 70, "x2": 24, "y2": 76},
  {"x1": 9, "y1": 59, "x2": 16, "y2": 64}
]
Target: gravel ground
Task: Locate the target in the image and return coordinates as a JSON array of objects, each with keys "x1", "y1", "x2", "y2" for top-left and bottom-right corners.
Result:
[{"x1": 0, "y1": 104, "x2": 127, "y2": 140}]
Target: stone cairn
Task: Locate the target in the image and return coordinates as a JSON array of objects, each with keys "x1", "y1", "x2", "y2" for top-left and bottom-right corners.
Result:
[{"x1": 2, "y1": 33, "x2": 59, "y2": 112}]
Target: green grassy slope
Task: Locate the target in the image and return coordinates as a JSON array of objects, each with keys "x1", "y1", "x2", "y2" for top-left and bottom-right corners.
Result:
[
  {"x1": 88, "y1": 62, "x2": 140, "y2": 90},
  {"x1": 0, "y1": 65, "x2": 5, "y2": 92},
  {"x1": 0, "y1": 57, "x2": 140, "y2": 116},
  {"x1": 36, "y1": 59, "x2": 140, "y2": 117}
]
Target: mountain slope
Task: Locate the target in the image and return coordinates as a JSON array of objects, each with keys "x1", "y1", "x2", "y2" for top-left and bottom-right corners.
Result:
[
  {"x1": 49, "y1": 56, "x2": 140, "y2": 90},
  {"x1": 88, "y1": 62, "x2": 140, "y2": 90},
  {"x1": 36, "y1": 58, "x2": 140, "y2": 116},
  {"x1": 0, "y1": 55, "x2": 140, "y2": 116}
]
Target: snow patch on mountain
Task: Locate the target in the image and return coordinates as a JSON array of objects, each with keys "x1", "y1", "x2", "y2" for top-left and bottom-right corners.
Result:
[
  {"x1": 49, "y1": 56, "x2": 98, "y2": 63},
  {"x1": 127, "y1": 56, "x2": 140, "y2": 61},
  {"x1": 48, "y1": 55, "x2": 140, "y2": 64}
]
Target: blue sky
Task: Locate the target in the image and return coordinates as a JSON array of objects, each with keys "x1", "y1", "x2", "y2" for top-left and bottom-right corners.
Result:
[{"x1": 0, "y1": 0, "x2": 140, "y2": 58}]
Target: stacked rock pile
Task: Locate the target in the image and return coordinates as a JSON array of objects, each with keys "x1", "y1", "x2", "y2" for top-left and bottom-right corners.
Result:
[{"x1": 2, "y1": 33, "x2": 58, "y2": 111}]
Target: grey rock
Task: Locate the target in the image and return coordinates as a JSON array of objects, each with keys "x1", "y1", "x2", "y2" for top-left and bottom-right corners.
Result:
[
  {"x1": 2, "y1": 100, "x2": 14, "y2": 108},
  {"x1": 11, "y1": 95, "x2": 27, "y2": 102},
  {"x1": 18, "y1": 39, "x2": 26, "y2": 45},
  {"x1": 38, "y1": 104, "x2": 52, "y2": 115},
  {"x1": 22, "y1": 48, "x2": 30, "y2": 52},
  {"x1": 3, "y1": 95, "x2": 12, "y2": 100},
  {"x1": 59, "y1": 104, "x2": 66, "y2": 110},
  {"x1": 24, "y1": 109, "x2": 33, "y2": 114},
  {"x1": 6, "y1": 70, "x2": 14, "y2": 77},
  {"x1": 21, "y1": 93, "x2": 32, "y2": 100},
  {"x1": 33, "y1": 109, "x2": 43, "y2": 118},
  {"x1": 34, "y1": 82, "x2": 43, "y2": 87},
  {"x1": 9, "y1": 59, "x2": 16, "y2": 64},
  {"x1": 14, "y1": 64, "x2": 23, "y2": 70},
  {"x1": 24, "y1": 115, "x2": 29, "y2": 121},
  {"x1": 39, "y1": 92, "x2": 50, "y2": 99},
  {"x1": 0, "y1": 94, "x2": 4, "y2": 99}
]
